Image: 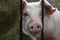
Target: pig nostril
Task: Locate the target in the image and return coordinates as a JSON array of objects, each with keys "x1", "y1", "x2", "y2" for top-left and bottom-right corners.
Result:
[
  {"x1": 30, "y1": 26, "x2": 33, "y2": 29},
  {"x1": 37, "y1": 26, "x2": 40, "y2": 28}
]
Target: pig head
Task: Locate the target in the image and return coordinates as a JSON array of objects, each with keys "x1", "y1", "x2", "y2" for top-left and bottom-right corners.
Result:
[{"x1": 22, "y1": 0, "x2": 42, "y2": 40}]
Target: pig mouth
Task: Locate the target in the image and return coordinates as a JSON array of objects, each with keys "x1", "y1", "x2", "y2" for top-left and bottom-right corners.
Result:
[{"x1": 30, "y1": 31, "x2": 41, "y2": 36}]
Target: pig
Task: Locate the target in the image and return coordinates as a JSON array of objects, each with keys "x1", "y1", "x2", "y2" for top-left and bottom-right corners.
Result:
[
  {"x1": 22, "y1": 0, "x2": 42, "y2": 40},
  {"x1": 22, "y1": 0, "x2": 60, "y2": 40}
]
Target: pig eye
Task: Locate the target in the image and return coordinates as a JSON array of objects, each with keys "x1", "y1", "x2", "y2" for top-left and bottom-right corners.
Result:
[
  {"x1": 25, "y1": 13, "x2": 28, "y2": 16},
  {"x1": 22, "y1": 12, "x2": 28, "y2": 16}
]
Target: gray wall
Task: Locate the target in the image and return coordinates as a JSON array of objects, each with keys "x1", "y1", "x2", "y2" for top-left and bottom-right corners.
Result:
[{"x1": 48, "y1": 0, "x2": 60, "y2": 10}]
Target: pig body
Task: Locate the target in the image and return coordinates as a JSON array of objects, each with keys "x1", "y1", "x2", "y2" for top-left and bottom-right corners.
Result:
[
  {"x1": 44, "y1": 8, "x2": 60, "y2": 40},
  {"x1": 44, "y1": 0, "x2": 60, "y2": 40},
  {"x1": 22, "y1": 0, "x2": 60, "y2": 40}
]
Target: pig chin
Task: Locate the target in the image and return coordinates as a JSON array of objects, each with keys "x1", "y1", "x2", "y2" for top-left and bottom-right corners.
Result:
[
  {"x1": 30, "y1": 31, "x2": 41, "y2": 35},
  {"x1": 29, "y1": 31, "x2": 41, "y2": 37}
]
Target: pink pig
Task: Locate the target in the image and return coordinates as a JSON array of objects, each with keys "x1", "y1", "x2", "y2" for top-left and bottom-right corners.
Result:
[{"x1": 22, "y1": 0, "x2": 60, "y2": 40}]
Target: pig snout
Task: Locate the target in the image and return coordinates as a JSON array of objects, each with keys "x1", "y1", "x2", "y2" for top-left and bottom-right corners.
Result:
[{"x1": 29, "y1": 21, "x2": 41, "y2": 33}]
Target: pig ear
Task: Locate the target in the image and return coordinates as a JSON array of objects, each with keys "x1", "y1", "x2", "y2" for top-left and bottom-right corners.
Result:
[
  {"x1": 44, "y1": 0, "x2": 56, "y2": 15},
  {"x1": 22, "y1": 0, "x2": 27, "y2": 10}
]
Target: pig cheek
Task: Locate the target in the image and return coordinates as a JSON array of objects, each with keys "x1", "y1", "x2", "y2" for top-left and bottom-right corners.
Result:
[
  {"x1": 25, "y1": 17, "x2": 32, "y2": 29},
  {"x1": 23, "y1": 16, "x2": 29, "y2": 21},
  {"x1": 22, "y1": 16, "x2": 30, "y2": 28},
  {"x1": 23, "y1": 20, "x2": 29, "y2": 33}
]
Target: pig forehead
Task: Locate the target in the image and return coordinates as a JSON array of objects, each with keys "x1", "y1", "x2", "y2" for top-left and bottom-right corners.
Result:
[
  {"x1": 26, "y1": 2, "x2": 41, "y2": 15},
  {"x1": 26, "y1": 6, "x2": 41, "y2": 15},
  {"x1": 26, "y1": 6, "x2": 41, "y2": 21}
]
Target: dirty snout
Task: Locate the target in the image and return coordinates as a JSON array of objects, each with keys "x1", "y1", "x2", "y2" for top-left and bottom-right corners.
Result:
[{"x1": 28, "y1": 21, "x2": 42, "y2": 34}]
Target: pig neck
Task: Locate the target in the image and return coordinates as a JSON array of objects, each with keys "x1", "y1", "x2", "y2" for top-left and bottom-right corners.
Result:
[
  {"x1": 44, "y1": 14, "x2": 55, "y2": 31},
  {"x1": 44, "y1": 9, "x2": 60, "y2": 39},
  {"x1": 43, "y1": 15, "x2": 55, "y2": 40}
]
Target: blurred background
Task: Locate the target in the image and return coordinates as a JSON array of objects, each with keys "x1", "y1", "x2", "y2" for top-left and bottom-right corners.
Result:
[
  {"x1": 0, "y1": 0, "x2": 60, "y2": 40},
  {"x1": 0, "y1": 0, "x2": 20, "y2": 40},
  {"x1": 48, "y1": 0, "x2": 60, "y2": 10}
]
